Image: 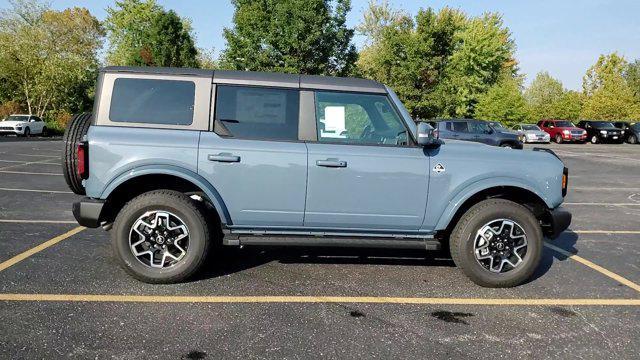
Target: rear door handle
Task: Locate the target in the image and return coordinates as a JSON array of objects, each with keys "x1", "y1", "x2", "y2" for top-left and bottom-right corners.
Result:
[
  {"x1": 208, "y1": 153, "x2": 241, "y2": 163},
  {"x1": 316, "y1": 159, "x2": 347, "y2": 168}
]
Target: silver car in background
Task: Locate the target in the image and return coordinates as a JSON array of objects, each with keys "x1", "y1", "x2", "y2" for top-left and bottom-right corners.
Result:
[{"x1": 512, "y1": 124, "x2": 551, "y2": 143}]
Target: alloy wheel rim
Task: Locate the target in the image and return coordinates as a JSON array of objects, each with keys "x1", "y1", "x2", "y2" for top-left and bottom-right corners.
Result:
[
  {"x1": 474, "y1": 219, "x2": 528, "y2": 273},
  {"x1": 129, "y1": 210, "x2": 189, "y2": 269}
]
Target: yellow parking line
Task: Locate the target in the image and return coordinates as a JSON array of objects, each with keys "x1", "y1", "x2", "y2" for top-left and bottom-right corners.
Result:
[
  {"x1": 544, "y1": 243, "x2": 640, "y2": 293},
  {"x1": 0, "y1": 293, "x2": 638, "y2": 306},
  {"x1": 0, "y1": 170, "x2": 62, "y2": 176},
  {"x1": 0, "y1": 227, "x2": 84, "y2": 272},
  {"x1": 564, "y1": 203, "x2": 640, "y2": 206},
  {"x1": 573, "y1": 230, "x2": 640, "y2": 234}
]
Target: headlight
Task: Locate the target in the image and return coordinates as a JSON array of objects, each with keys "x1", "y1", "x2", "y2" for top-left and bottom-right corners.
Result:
[
  {"x1": 15, "y1": 126, "x2": 22, "y2": 130},
  {"x1": 600, "y1": 130, "x2": 607, "y2": 135},
  {"x1": 563, "y1": 130, "x2": 570, "y2": 134}
]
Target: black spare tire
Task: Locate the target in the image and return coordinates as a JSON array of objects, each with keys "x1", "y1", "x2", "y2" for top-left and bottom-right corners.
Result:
[{"x1": 62, "y1": 113, "x2": 92, "y2": 195}]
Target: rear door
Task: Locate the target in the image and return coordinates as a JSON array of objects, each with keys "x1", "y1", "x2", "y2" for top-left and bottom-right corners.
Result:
[
  {"x1": 303, "y1": 90, "x2": 429, "y2": 230},
  {"x1": 198, "y1": 85, "x2": 308, "y2": 227}
]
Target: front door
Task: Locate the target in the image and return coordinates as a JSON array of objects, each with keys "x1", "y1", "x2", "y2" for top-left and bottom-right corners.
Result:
[
  {"x1": 304, "y1": 91, "x2": 429, "y2": 230},
  {"x1": 198, "y1": 85, "x2": 307, "y2": 227}
]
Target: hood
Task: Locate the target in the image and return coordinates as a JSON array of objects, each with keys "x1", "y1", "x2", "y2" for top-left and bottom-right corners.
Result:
[
  {"x1": 593, "y1": 126, "x2": 621, "y2": 131},
  {"x1": 0, "y1": 121, "x2": 27, "y2": 127},
  {"x1": 523, "y1": 130, "x2": 549, "y2": 136}
]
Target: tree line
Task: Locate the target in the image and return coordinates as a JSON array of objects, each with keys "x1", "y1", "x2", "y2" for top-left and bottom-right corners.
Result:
[{"x1": 0, "y1": 0, "x2": 639, "y2": 132}]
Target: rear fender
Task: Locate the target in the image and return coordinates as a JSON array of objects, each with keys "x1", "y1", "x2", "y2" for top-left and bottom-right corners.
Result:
[{"x1": 100, "y1": 165, "x2": 231, "y2": 225}]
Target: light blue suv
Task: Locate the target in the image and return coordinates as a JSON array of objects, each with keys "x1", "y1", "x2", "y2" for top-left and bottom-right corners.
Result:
[{"x1": 63, "y1": 66, "x2": 571, "y2": 287}]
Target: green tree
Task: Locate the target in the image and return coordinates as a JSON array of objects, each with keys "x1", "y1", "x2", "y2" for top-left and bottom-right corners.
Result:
[
  {"x1": 357, "y1": 3, "x2": 515, "y2": 119},
  {"x1": 474, "y1": 75, "x2": 530, "y2": 126},
  {"x1": 105, "y1": 1, "x2": 199, "y2": 68},
  {"x1": 220, "y1": 0, "x2": 358, "y2": 76},
  {"x1": 524, "y1": 72, "x2": 564, "y2": 121},
  {"x1": 133, "y1": 10, "x2": 198, "y2": 67},
  {"x1": 581, "y1": 53, "x2": 639, "y2": 120},
  {"x1": 356, "y1": 0, "x2": 409, "y2": 44},
  {"x1": 550, "y1": 91, "x2": 583, "y2": 121},
  {"x1": 0, "y1": 0, "x2": 104, "y2": 117},
  {"x1": 442, "y1": 13, "x2": 516, "y2": 118},
  {"x1": 105, "y1": 0, "x2": 161, "y2": 66},
  {"x1": 625, "y1": 59, "x2": 640, "y2": 102}
]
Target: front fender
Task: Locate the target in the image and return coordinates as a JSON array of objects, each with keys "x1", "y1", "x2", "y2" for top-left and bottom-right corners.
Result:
[
  {"x1": 100, "y1": 164, "x2": 231, "y2": 225},
  {"x1": 433, "y1": 176, "x2": 552, "y2": 231}
]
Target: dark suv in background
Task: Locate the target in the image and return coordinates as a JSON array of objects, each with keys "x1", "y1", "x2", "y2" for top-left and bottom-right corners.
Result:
[
  {"x1": 431, "y1": 119, "x2": 523, "y2": 149},
  {"x1": 613, "y1": 121, "x2": 639, "y2": 144},
  {"x1": 576, "y1": 120, "x2": 624, "y2": 144}
]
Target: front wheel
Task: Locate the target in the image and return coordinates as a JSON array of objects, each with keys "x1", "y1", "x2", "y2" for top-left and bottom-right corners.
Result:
[
  {"x1": 112, "y1": 190, "x2": 211, "y2": 283},
  {"x1": 22, "y1": 127, "x2": 30, "y2": 137},
  {"x1": 449, "y1": 199, "x2": 543, "y2": 288},
  {"x1": 555, "y1": 134, "x2": 563, "y2": 144},
  {"x1": 628, "y1": 135, "x2": 637, "y2": 144}
]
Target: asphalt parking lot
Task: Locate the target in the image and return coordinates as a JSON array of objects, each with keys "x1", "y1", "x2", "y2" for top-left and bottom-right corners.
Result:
[{"x1": 0, "y1": 137, "x2": 638, "y2": 359}]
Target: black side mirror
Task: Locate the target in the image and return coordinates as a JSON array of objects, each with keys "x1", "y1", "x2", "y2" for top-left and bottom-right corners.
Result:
[{"x1": 417, "y1": 122, "x2": 441, "y2": 147}]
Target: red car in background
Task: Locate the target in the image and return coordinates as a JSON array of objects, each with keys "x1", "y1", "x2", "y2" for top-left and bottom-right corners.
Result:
[{"x1": 538, "y1": 120, "x2": 587, "y2": 143}]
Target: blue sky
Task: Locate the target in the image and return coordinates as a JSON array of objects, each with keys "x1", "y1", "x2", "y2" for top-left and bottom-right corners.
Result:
[{"x1": 2, "y1": 0, "x2": 639, "y2": 90}]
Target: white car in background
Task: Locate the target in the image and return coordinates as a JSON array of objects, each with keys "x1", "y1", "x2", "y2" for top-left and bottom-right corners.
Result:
[
  {"x1": 0, "y1": 114, "x2": 47, "y2": 137},
  {"x1": 512, "y1": 124, "x2": 551, "y2": 143}
]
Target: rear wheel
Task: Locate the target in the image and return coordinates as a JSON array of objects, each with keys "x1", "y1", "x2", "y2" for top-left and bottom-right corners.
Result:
[
  {"x1": 590, "y1": 135, "x2": 598, "y2": 144},
  {"x1": 62, "y1": 113, "x2": 92, "y2": 195},
  {"x1": 41, "y1": 127, "x2": 48, "y2": 137},
  {"x1": 449, "y1": 199, "x2": 543, "y2": 288},
  {"x1": 112, "y1": 190, "x2": 211, "y2": 284}
]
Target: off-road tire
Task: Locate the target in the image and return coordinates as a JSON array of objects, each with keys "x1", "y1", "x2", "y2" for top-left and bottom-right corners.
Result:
[
  {"x1": 62, "y1": 113, "x2": 92, "y2": 195},
  {"x1": 112, "y1": 190, "x2": 211, "y2": 284},
  {"x1": 449, "y1": 199, "x2": 543, "y2": 288}
]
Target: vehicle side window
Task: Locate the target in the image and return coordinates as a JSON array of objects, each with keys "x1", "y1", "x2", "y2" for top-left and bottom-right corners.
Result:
[
  {"x1": 110, "y1": 78, "x2": 195, "y2": 125},
  {"x1": 315, "y1": 91, "x2": 408, "y2": 146},
  {"x1": 452, "y1": 122, "x2": 469, "y2": 133},
  {"x1": 469, "y1": 122, "x2": 491, "y2": 133},
  {"x1": 215, "y1": 85, "x2": 299, "y2": 141}
]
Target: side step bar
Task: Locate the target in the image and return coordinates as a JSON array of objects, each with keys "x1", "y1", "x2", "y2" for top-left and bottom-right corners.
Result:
[{"x1": 223, "y1": 229, "x2": 441, "y2": 251}]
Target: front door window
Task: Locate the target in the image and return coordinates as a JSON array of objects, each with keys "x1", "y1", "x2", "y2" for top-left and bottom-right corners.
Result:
[{"x1": 315, "y1": 91, "x2": 408, "y2": 146}]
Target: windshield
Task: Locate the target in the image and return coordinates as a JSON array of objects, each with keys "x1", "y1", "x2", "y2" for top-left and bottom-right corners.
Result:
[
  {"x1": 4, "y1": 115, "x2": 29, "y2": 122},
  {"x1": 490, "y1": 122, "x2": 507, "y2": 130},
  {"x1": 556, "y1": 121, "x2": 574, "y2": 127},
  {"x1": 592, "y1": 121, "x2": 614, "y2": 128},
  {"x1": 385, "y1": 86, "x2": 417, "y2": 137},
  {"x1": 522, "y1": 125, "x2": 541, "y2": 131}
]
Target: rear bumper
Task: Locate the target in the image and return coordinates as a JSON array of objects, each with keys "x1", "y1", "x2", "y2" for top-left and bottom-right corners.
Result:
[
  {"x1": 546, "y1": 206, "x2": 572, "y2": 239},
  {"x1": 72, "y1": 198, "x2": 105, "y2": 228}
]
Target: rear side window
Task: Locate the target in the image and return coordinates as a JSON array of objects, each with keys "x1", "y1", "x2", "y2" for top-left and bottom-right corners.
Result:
[
  {"x1": 109, "y1": 78, "x2": 195, "y2": 125},
  {"x1": 452, "y1": 122, "x2": 469, "y2": 132},
  {"x1": 215, "y1": 86, "x2": 299, "y2": 141}
]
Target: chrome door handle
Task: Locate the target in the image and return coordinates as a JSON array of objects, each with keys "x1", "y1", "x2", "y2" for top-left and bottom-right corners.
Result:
[
  {"x1": 316, "y1": 159, "x2": 347, "y2": 168},
  {"x1": 208, "y1": 153, "x2": 241, "y2": 163}
]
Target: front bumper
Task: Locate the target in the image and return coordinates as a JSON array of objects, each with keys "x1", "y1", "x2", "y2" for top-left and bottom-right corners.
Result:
[
  {"x1": 72, "y1": 198, "x2": 105, "y2": 228},
  {"x1": 546, "y1": 206, "x2": 572, "y2": 239}
]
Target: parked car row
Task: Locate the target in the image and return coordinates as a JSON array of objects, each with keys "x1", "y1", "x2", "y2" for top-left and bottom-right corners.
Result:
[
  {"x1": 428, "y1": 118, "x2": 638, "y2": 147},
  {"x1": 0, "y1": 114, "x2": 48, "y2": 137}
]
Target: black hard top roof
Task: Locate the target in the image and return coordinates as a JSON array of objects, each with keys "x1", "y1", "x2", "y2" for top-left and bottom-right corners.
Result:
[{"x1": 101, "y1": 66, "x2": 387, "y2": 94}]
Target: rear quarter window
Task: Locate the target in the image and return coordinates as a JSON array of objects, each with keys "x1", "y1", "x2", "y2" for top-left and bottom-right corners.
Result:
[
  {"x1": 214, "y1": 85, "x2": 299, "y2": 141},
  {"x1": 109, "y1": 78, "x2": 195, "y2": 125}
]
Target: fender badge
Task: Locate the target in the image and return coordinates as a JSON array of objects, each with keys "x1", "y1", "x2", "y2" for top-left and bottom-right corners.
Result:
[{"x1": 433, "y1": 163, "x2": 446, "y2": 174}]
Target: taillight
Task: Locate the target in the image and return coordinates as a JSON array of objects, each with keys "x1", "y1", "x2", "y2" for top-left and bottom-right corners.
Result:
[
  {"x1": 77, "y1": 141, "x2": 88, "y2": 180},
  {"x1": 562, "y1": 167, "x2": 568, "y2": 197}
]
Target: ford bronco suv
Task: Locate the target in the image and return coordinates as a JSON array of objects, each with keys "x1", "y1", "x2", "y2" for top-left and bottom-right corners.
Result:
[{"x1": 63, "y1": 66, "x2": 571, "y2": 287}]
